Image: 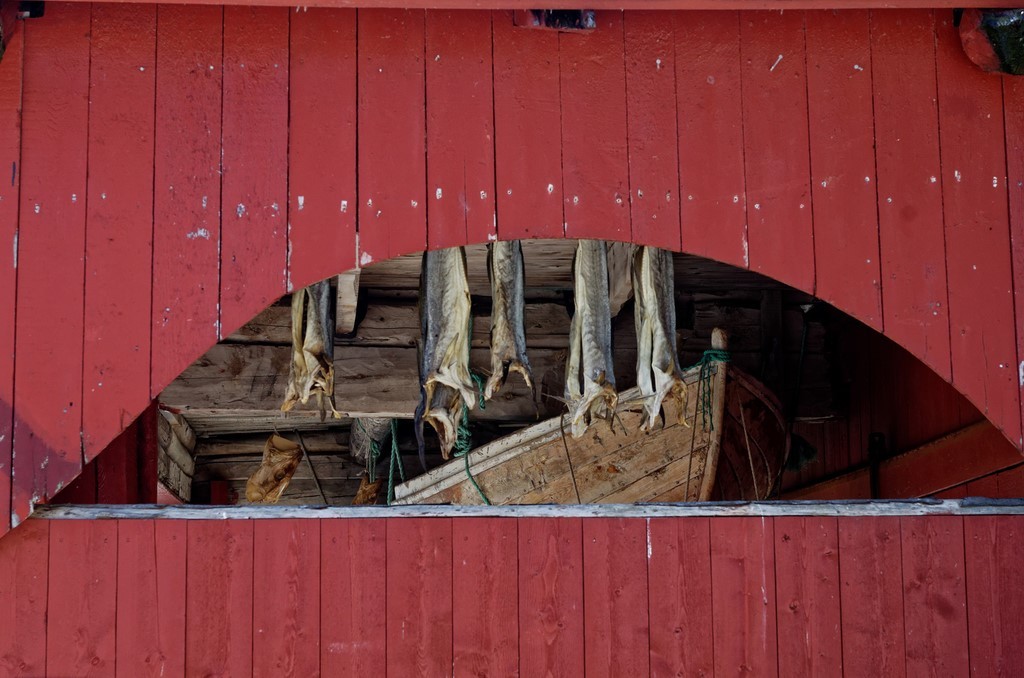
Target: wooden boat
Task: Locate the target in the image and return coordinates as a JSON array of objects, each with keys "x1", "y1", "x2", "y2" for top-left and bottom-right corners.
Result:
[{"x1": 394, "y1": 330, "x2": 790, "y2": 505}]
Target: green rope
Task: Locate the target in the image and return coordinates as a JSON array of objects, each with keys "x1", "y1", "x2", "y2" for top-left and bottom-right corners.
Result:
[
  {"x1": 696, "y1": 349, "x2": 730, "y2": 431},
  {"x1": 452, "y1": 404, "x2": 491, "y2": 506},
  {"x1": 386, "y1": 418, "x2": 404, "y2": 506},
  {"x1": 470, "y1": 371, "x2": 487, "y2": 411}
]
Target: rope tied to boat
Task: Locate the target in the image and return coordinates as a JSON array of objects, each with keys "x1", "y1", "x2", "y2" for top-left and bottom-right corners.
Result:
[
  {"x1": 696, "y1": 348, "x2": 730, "y2": 431},
  {"x1": 451, "y1": 372, "x2": 491, "y2": 505},
  {"x1": 386, "y1": 419, "x2": 405, "y2": 505}
]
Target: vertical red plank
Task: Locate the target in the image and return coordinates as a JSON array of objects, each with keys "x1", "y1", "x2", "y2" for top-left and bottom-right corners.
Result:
[
  {"x1": 358, "y1": 9, "x2": 426, "y2": 265},
  {"x1": 740, "y1": 11, "x2": 814, "y2": 293},
  {"x1": 136, "y1": 401, "x2": 158, "y2": 503},
  {"x1": 995, "y1": 464, "x2": 1024, "y2": 497},
  {"x1": 560, "y1": 12, "x2": 630, "y2": 242},
  {"x1": 624, "y1": 11, "x2": 680, "y2": 251},
  {"x1": 648, "y1": 518, "x2": 714, "y2": 677},
  {"x1": 47, "y1": 520, "x2": 117, "y2": 676},
  {"x1": 838, "y1": 516, "x2": 905, "y2": 677},
  {"x1": 321, "y1": 519, "x2": 386, "y2": 677},
  {"x1": 288, "y1": 8, "x2": 357, "y2": 292},
  {"x1": 935, "y1": 17, "x2": 1021, "y2": 447},
  {"x1": 82, "y1": 4, "x2": 156, "y2": 461},
  {"x1": 12, "y1": 2, "x2": 91, "y2": 520},
  {"x1": 518, "y1": 518, "x2": 584, "y2": 676},
  {"x1": 675, "y1": 11, "x2": 746, "y2": 267},
  {"x1": 0, "y1": 520, "x2": 49, "y2": 675},
  {"x1": 871, "y1": 10, "x2": 951, "y2": 380},
  {"x1": 774, "y1": 516, "x2": 842, "y2": 677},
  {"x1": 805, "y1": 10, "x2": 882, "y2": 330},
  {"x1": 253, "y1": 520, "x2": 320, "y2": 678},
  {"x1": 710, "y1": 517, "x2": 778, "y2": 677},
  {"x1": 582, "y1": 518, "x2": 649, "y2": 677},
  {"x1": 151, "y1": 5, "x2": 223, "y2": 396},
  {"x1": 220, "y1": 6, "x2": 289, "y2": 338},
  {"x1": 95, "y1": 429, "x2": 129, "y2": 504},
  {"x1": 901, "y1": 515, "x2": 969, "y2": 675},
  {"x1": 966, "y1": 472, "x2": 1001, "y2": 497},
  {"x1": 964, "y1": 515, "x2": 1024, "y2": 676},
  {"x1": 452, "y1": 518, "x2": 518, "y2": 677},
  {"x1": 54, "y1": 460, "x2": 97, "y2": 504},
  {"x1": 492, "y1": 13, "x2": 562, "y2": 241},
  {"x1": 386, "y1": 517, "x2": 452, "y2": 676},
  {"x1": 425, "y1": 11, "x2": 495, "y2": 250},
  {"x1": 186, "y1": 520, "x2": 254, "y2": 676},
  {"x1": 0, "y1": 28, "x2": 21, "y2": 538},
  {"x1": 116, "y1": 520, "x2": 186, "y2": 678},
  {"x1": 1007, "y1": 76, "x2": 1024, "y2": 447}
]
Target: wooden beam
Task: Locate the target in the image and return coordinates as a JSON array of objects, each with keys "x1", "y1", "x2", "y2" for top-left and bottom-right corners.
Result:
[
  {"x1": 606, "y1": 241, "x2": 633, "y2": 318},
  {"x1": 157, "y1": 409, "x2": 197, "y2": 502},
  {"x1": 162, "y1": 344, "x2": 571, "y2": 431},
  {"x1": 32, "y1": 498, "x2": 1024, "y2": 522},
  {"x1": 335, "y1": 270, "x2": 360, "y2": 336},
  {"x1": 784, "y1": 422, "x2": 1022, "y2": 500},
  {"x1": 44, "y1": 0, "x2": 1021, "y2": 12},
  {"x1": 230, "y1": 301, "x2": 576, "y2": 349}
]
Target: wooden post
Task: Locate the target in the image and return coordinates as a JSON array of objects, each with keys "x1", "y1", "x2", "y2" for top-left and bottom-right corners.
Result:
[
  {"x1": 697, "y1": 328, "x2": 729, "y2": 501},
  {"x1": 335, "y1": 270, "x2": 360, "y2": 336}
]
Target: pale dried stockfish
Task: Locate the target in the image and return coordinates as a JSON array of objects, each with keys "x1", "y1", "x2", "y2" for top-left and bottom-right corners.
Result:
[
  {"x1": 415, "y1": 247, "x2": 476, "y2": 462},
  {"x1": 282, "y1": 280, "x2": 341, "y2": 419},
  {"x1": 632, "y1": 245, "x2": 687, "y2": 430},
  {"x1": 485, "y1": 240, "x2": 534, "y2": 400},
  {"x1": 245, "y1": 434, "x2": 303, "y2": 503},
  {"x1": 565, "y1": 239, "x2": 618, "y2": 438}
]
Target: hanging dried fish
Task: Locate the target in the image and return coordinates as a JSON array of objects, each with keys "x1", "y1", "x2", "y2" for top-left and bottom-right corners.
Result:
[
  {"x1": 282, "y1": 280, "x2": 341, "y2": 420},
  {"x1": 415, "y1": 247, "x2": 476, "y2": 462},
  {"x1": 633, "y1": 245, "x2": 687, "y2": 430},
  {"x1": 245, "y1": 434, "x2": 303, "y2": 503},
  {"x1": 565, "y1": 239, "x2": 618, "y2": 438},
  {"x1": 485, "y1": 240, "x2": 534, "y2": 400}
]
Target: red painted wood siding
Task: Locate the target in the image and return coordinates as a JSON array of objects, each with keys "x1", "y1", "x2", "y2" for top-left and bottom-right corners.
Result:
[
  {"x1": 2, "y1": 513, "x2": 1022, "y2": 676},
  {"x1": 0, "y1": 6, "x2": 1022, "y2": 537}
]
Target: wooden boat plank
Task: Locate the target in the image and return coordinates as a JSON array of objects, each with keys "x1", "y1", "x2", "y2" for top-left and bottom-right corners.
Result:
[
  {"x1": 575, "y1": 406, "x2": 701, "y2": 503},
  {"x1": 602, "y1": 453, "x2": 709, "y2": 504}
]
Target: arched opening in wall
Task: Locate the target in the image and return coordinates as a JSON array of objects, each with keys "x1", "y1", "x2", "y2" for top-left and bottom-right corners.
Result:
[{"x1": 54, "y1": 240, "x2": 1021, "y2": 508}]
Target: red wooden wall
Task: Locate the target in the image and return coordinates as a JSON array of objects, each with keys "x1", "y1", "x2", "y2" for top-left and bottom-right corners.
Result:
[
  {"x1": 787, "y1": 318, "x2": 984, "y2": 489},
  {"x1": 1, "y1": 510, "x2": 1022, "y2": 677},
  {"x1": 1, "y1": 5, "x2": 1023, "y2": 536}
]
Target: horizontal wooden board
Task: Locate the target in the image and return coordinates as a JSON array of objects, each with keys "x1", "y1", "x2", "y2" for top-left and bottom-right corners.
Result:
[{"x1": 46, "y1": 0, "x2": 1024, "y2": 9}]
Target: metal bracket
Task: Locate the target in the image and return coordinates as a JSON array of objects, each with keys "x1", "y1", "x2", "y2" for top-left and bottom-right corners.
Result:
[
  {"x1": 958, "y1": 8, "x2": 1024, "y2": 75},
  {"x1": 17, "y1": 1, "x2": 43, "y2": 18},
  {"x1": 513, "y1": 10, "x2": 596, "y2": 33}
]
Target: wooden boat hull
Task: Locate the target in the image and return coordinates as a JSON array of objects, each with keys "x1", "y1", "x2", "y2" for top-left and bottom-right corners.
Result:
[{"x1": 394, "y1": 337, "x2": 789, "y2": 505}]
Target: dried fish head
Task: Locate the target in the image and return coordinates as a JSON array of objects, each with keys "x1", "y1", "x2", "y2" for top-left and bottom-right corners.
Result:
[
  {"x1": 245, "y1": 434, "x2": 303, "y2": 503},
  {"x1": 423, "y1": 384, "x2": 465, "y2": 459}
]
